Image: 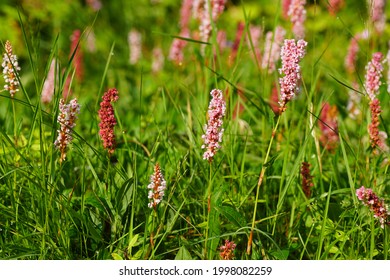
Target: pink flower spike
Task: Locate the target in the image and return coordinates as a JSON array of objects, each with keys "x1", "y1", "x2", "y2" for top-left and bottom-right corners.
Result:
[
  {"x1": 54, "y1": 98, "x2": 81, "y2": 162},
  {"x1": 2, "y1": 40, "x2": 21, "y2": 98},
  {"x1": 356, "y1": 186, "x2": 390, "y2": 228},
  {"x1": 41, "y1": 59, "x2": 57, "y2": 104},
  {"x1": 368, "y1": 98, "x2": 382, "y2": 151},
  {"x1": 319, "y1": 102, "x2": 339, "y2": 152},
  {"x1": 201, "y1": 89, "x2": 226, "y2": 162},
  {"x1": 365, "y1": 52, "x2": 383, "y2": 101},
  {"x1": 288, "y1": 0, "x2": 306, "y2": 39},
  {"x1": 98, "y1": 88, "x2": 119, "y2": 155},
  {"x1": 147, "y1": 163, "x2": 167, "y2": 209},
  {"x1": 278, "y1": 39, "x2": 307, "y2": 113},
  {"x1": 262, "y1": 26, "x2": 286, "y2": 73},
  {"x1": 128, "y1": 29, "x2": 142, "y2": 65},
  {"x1": 219, "y1": 239, "x2": 237, "y2": 260}
]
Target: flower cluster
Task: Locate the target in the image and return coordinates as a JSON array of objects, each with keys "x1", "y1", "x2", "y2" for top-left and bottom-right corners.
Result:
[
  {"x1": 98, "y1": 88, "x2": 119, "y2": 155},
  {"x1": 147, "y1": 163, "x2": 167, "y2": 209},
  {"x1": 201, "y1": 89, "x2": 226, "y2": 162},
  {"x1": 365, "y1": 52, "x2": 383, "y2": 101},
  {"x1": 301, "y1": 161, "x2": 314, "y2": 198},
  {"x1": 41, "y1": 59, "x2": 57, "y2": 104},
  {"x1": 2, "y1": 40, "x2": 21, "y2": 98},
  {"x1": 54, "y1": 98, "x2": 81, "y2": 162},
  {"x1": 194, "y1": 0, "x2": 226, "y2": 53},
  {"x1": 278, "y1": 39, "x2": 308, "y2": 113},
  {"x1": 288, "y1": 0, "x2": 306, "y2": 39},
  {"x1": 356, "y1": 186, "x2": 390, "y2": 228},
  {"x1": 368, "y1": 98, "x2": 382, "y2": 150},
  {"x1": 262, "y1": 26, "x2": 286, "y2": 73},
  {"x1": 319, "y1": 102, "x2": 339, "y2": 152},
  {"x1": 219, "y1": 239, "x2": 236, "y2": 260}
]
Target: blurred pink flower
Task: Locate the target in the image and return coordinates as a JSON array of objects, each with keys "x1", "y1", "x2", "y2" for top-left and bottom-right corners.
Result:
[
  {"x1": 41, "y1": 59, "x2": 57, "y2": 104},
  {"x1": 201, "y1": 89, "x2": 226, "y2": 162},
  {"x1": 356, "y1": 186, "x2": 390, "y2": 228},
  {"x1": 128, "y1": 29, "x2": 142, "y2": 65},
  {"x1": 247, "y1": 25, "x2": 262, "y2": 62},
  {"x1": 98, "y1": 88, "x2": 119, "y2": 155},
  {"x1": 344, "y1": 37, "x2": 359, "y2": 74},
  {"x1": 54, "y1": 98, "x2": 81, "y2": 162},
  {"x1": 86, "y1": 0, "x2": 102, "y2": 11},
  {"x1": 70, "y1": 30, "x2": 84, "y2": 82},
  {"x1": 152, "y1": 47, "x2": 165, "y2": 73},
  {"x1": 346, "y1": 82, "x2": 362, "y2": 120},
  {"x1": 180, "y1": 0, "x2": 193, "y2": 30},
  {"x1": 328, "y1": 0, "x2": 345, "y2": 16},
  {"x1": 288, "y1": 0, "x2": 306, "y2": 39},
  {"x1": 219, "y1": 239, "x2": 236, "y2": 260},
  {"x1": 282, "y1": 0, "x2": 292, "y2": 19},
  {"x1": 229, "y1": 21, "x2": 245, "y2": 64},
  {"x1": 195, "y1": 0, "x2": 226, "y2": 53},
  {"x1": 168, "y1": 29, "x2": 189, "y2": 65},
  {"x1": 2, "y1": 40, "x2": 21, "y2": 98},
  {"x1": 278, "y1": 39, "x2": 307, "y2": 112},
  {"x1": 319, "y1": 102, "x2": 339, "y2": 152},
  {"x1": 369, "y1": 0, "x2": 386, "y2": 34},
  {"x1": 147, "y1": 163, "x2": 167, "y2": 209},
  {"x1": 262, "y1": 26, "x2": 286, "y2": 73},
  {"x1": 365, "y1": 52, "x2": 383, "y2": 101}
]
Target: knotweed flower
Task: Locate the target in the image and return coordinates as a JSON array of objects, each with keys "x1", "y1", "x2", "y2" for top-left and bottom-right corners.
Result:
[
  {"x1": 262, "y1": 26, "x2": 286, "y2": 73},
  {"x1": 387, "y1": 45, "x2": 390, "y2": 93},
  {"x1": 147, "y1": 163, "x2": 167, "y2": 209},
  {"x1": 128, "y1": 29, "x2": 142, "y2": 65},
  {"x1": 365, "y1": 52, "x2": 383, "y2": 101},
  {"x1": 247, "y1": 25, "x2": 262, "y2": 62},
  {"x1": 70, "y1": 30, "x2": 84, "y2": 82},
  {"x1": 2, "y1": 40, "x2": 21, "y2": 98},
  {"x1": 179, "y1": 0, "x2": 193, "y2": 30},
  {"x1": 152, "y1": 47, "x2": 165, "y2": 73},
  {"x1": 278, "y1": 39, "x2": 307, "y2": 113},
  {"x1": 356, "y1": 186, "x2": 390, "y2": 228},
  {"x1": 328, "y1": 0, "x2": 345, "y2": 16},
  {"x1": 98, "y1": 88, "x2": 119, "y2": 155},
  {"x1": 368, "y1": 98, "x2": 382, "y2": 150},
  {"x1": 344, "y1": 31, "x2": 371, "y2": 74},
  {"x1": 319, "y1": 102, "x2": 339, "y2": 152},
  {"x1": 346, "y1": 83, "x2": 362, "y2": 120},
  {"x1": 301, "y1": 161, "x2": 313, "y2": 198},
  {"x1": 229, "y1": 22, "x2": 245, "y2": 64},
  {"x1": 201, "y1": 89, "x2": 226, "y2": 162},
  {"x1": 288, "y1": 0, "x2": 306, "y2": 39},
  {"x1": 369, "y1": 0, "x2": 386, "y2": 34},
  {"x1": 195, "y1": 0, "x2": 226, "y2": 53},
  {"x1": 282, "y1": 0, "x2": 292, "y2": 19},
  {"x1": 168, "y1": 30, "x2": 189, "y2": 65},
  {"x1": 41, "y1": 59, "x2": 57, "y2": 104},
  {"x1": 54, "y1": 98, "x2": 81, "y2": 162},
  {"x1": 219, "y1": 239, "x2": 236, "y2": 260}
]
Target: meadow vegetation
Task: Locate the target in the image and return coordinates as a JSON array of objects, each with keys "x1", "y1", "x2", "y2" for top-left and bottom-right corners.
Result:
[{"x1": 0, "y1": 0, "x2": 389, "y2": 260}]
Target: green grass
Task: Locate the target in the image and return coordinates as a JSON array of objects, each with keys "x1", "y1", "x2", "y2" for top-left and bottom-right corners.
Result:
[{"x1": 0, "y1": 0, "x2": 389, "y2": 260}]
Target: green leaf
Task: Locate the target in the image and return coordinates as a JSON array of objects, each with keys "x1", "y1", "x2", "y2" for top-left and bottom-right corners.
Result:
[
  {"x1": 216, "y1": 205, "x2": 246, "y2": 228},
  {"x1": 111, "y1": 253, "x2": 123, "y2": 260},
  {"x1": 175, "y1": 246, "x2": 192, "y2": 260}
]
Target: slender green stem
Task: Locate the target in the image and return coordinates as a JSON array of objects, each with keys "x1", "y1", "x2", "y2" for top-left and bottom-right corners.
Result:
[
  {"x1": 247, "y1": 114, "x2": 281, "y2": 255},
  {"x1": 204, "y1": 162, "x2": 212, "y2": 259}
]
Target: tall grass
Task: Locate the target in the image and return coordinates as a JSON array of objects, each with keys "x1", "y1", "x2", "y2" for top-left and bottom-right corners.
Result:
[{"x1": 0, "y1": 0, "x2": 389, "y2": 260}]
